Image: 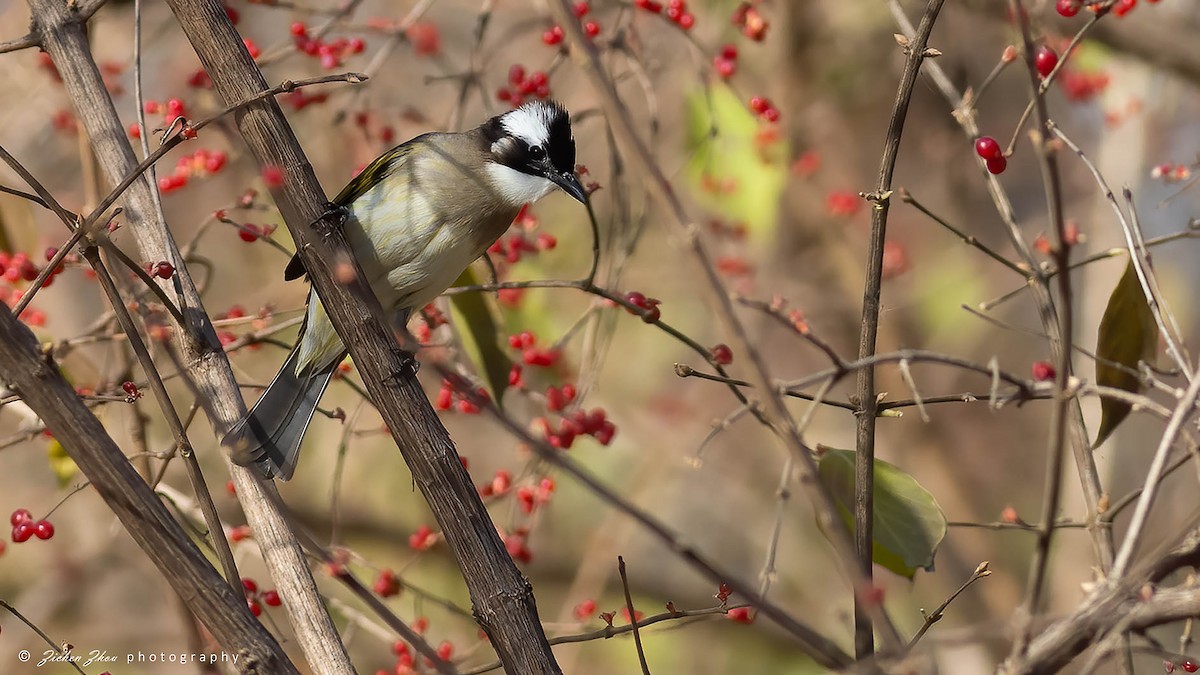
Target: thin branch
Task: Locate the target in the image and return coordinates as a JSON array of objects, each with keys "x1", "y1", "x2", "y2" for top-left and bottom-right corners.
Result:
[
  {"x1": 852, "y1": 0, "x2": 945, "y2": 656},
  {"x1": 906, "y1": 561, "x2": 991, "y2": 650},
  {"x1": 618, "y1": 557, "x2": 651, "y2": 675}
]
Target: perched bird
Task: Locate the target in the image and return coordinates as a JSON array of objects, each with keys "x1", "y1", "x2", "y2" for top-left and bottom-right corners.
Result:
[{"x1": 225, "y1": 99, "x2": 586, "y2": 480}]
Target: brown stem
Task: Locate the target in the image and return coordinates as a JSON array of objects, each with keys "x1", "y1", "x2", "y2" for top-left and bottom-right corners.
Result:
[
  {"x1": 162, "y1": 0, "x2": 560, "y2": 670},
  {"x1": 852, "y1": 0, "x2": 945, "y2": 657}
]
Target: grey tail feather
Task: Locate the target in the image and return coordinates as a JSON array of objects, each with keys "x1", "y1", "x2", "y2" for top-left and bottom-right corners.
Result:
[{"x1": 224, "y1": 346, "x2": 339, "y2": 481}]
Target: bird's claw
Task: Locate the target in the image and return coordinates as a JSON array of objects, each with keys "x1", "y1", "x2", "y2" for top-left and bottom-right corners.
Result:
[{"x1": 384, "y1": 349, "x2": 420, "y2": 384}]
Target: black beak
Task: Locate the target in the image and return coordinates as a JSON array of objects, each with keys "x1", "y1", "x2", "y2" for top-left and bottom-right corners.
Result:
[{"x1": 551, "y1": 170, "x2": 587, "y2": 204}]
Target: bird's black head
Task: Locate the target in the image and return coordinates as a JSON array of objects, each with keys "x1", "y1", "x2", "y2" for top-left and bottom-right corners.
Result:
[{"x1": 481, "y1": 99, "x2": 586, "y2": 204}]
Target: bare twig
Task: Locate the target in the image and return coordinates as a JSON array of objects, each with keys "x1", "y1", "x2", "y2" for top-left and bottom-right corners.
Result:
[
  {"x1": 618, "y1": 557, "x2": 651, "y2": 675},
  {"x1": 852, "y1": 0, "x2": 945, "y2": 656}
]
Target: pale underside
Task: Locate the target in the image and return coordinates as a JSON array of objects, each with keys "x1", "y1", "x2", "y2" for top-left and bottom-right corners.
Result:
[{"x1": 294, "y1": 136, "x2": 555, "y2": 374}]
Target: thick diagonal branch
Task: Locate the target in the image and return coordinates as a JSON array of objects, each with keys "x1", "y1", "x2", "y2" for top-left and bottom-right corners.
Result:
[
  {"x1": 162, "y1": 0, "x2": 558, "y2": 671},
  {"x1": 26, "y1": 0, "x2": 353, "y2": 671}
]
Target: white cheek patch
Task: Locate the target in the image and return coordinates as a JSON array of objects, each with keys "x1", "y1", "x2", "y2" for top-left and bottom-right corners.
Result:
[{"x1": 485, "y1": 162, "x2": 555, "y2": 207}]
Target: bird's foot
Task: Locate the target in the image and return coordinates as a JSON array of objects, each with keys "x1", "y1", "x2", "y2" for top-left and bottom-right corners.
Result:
[
  {"x1": 384, "y1": 349, "x2": 420, "y2": 384},
  {"x1": 314, "y1": 202, "x2": 349, "y2": 235}
]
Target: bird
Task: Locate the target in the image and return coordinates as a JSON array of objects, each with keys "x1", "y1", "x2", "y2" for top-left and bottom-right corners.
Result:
[{"x1": 224, "y1": 99, "x2": 586, "y2": 480}]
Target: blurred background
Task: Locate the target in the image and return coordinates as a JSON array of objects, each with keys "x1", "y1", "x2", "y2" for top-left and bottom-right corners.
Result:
[{"x1": 2, "y1": 0, "x2": 1200, "y2": 672}]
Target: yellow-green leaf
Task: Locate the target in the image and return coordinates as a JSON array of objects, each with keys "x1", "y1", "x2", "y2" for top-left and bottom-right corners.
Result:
[
  {"x1": 448, "y1": 267, "x2": 512, "y2": 406},
  {"x1": 47, "y1": 439, "x2": 78, "y2": 488},
  {"x1": 684, "y1": 84, "x2": 787, "y2": 241},
  {"x1": 1094, "y1": 260, "x2": 1158, "y2": 447},
  {"x1": 817, "y1": 447, "x2": 946, "y2": 579}
]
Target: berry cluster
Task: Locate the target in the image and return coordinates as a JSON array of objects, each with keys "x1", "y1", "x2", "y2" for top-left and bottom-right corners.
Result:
[
  {"x1": 544, "y1": 383, "x2": 577, "y2": 412},
  {"x1": 535, "y1": 406, "x2": 616, "y2": 448},
  {"x1": 241, "y1": 577, "x2": 282, "y2": 617},
  {"x1": 290, "y1": 22, "x2": 366, "y2": 70},
  {"x1": 1151, "y1": 163, "x2": 1193, "y2": 183},
  {"x1": 154, "y1": 147, "x2": 229, "y2": 194},
  {"x1": 508, "y1": 331, "x2": 561, "y2": 368},
  {"x1": 496, "y1": 65, "x2": 551, "y2": 108},
  {"x1": 543, "y1": 2, "x2": 601, "y2": 45},
  {"x1": 1059, "y1": 69, "x2": 1110, "y2": 102},
  {"x1": 433, "y1": 379, "x2": 490, "y2": 414},
  {"x1": 1, "y1": 252, "x2": 42, "y2": 284},
  {"x1": 10, "y1": 508, "x2": 54, "y2": 543},
  {"x1": 713, "y1": 44, "x2": 738, "y2": 80},
  {"x1": 1165, "y1": 659, "x2": 1200, "y2": 673},
  {"x1": 974, "y1": 136, "x2": 1007, "y2": 175},
  {"x1": 731, "y1": 2, "x2": 769, "y2": 41},
  {"x1": 515, "y1": 477, "x2": 556, "y2": 514},
  {"x1": 624, "y1": 291, "x2": 662, "y2": 323},
  {"x1": 748, "y1": 96, "x2": 780, "y2": 123},
  {"x1": 632, "y1": 0, "x2": 694, "y2": 29}
]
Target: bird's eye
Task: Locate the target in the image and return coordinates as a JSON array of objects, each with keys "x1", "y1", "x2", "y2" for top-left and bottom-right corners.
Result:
[{"x1": 529, "y1": 145, "x2": 545, "y2": 159}]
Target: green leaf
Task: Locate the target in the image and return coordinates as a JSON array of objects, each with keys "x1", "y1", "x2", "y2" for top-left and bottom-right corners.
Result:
[
  {"x1": 684, "y1": 84, "x2": 788, "y2": 240},
  {"x1": 448, "y1": 266, "x2": 512, "y2": 406},
  {"x1": 1094, "y1": 260, "x2": 1158, "y2": 447},
  {"x1": 47, "y1": 439, "x2": 78, "y2": 489},
  {"x1": 817, "y1": 447, "x2": 946, "y2": 579}
]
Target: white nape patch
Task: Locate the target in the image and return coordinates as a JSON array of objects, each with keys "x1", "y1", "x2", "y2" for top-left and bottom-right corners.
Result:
[
  {"x1": 499, "y1": 101, "x2": 555, "y2": 148},
  {"x1": 486, "y1": 162, "x2": 556, "y2": 207}
]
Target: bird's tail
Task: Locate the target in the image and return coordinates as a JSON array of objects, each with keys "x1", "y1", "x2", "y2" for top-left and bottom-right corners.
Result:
[{"x1": 224, "y1": 346, "x2": 338, "y2": 481}]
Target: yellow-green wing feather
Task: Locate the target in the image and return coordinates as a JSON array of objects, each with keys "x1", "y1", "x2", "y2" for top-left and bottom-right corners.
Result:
[{"x1": 333, "y1": 138, "x2": 421, "y2": 206}]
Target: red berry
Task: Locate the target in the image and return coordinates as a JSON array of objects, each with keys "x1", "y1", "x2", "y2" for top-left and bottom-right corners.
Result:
[
  {"x1": 436, "y1": 641, "x2": 453, "y2": 661},
  {"x1": 262, "y1": 589, "x2": 281, "y2": 606},
  {"x1": 584, "y1": 21, "x2": 600, "y2": 37},
  {"x1": 242, "y1": 577, "x2": 258, "y2": 594},
  {"x1": 636, "y1": 0, "x2": 663, "y2": 12},
  {"x1": 1183, "y1": 661, "x2": 1198, "y2": 674},
  {"x1": 974, "y1": 136, "x2": 1002, "y2": 160},
  {"x1": 721, "y1": 44, "x2": 738, "y2": 60},
  {"x1": 261, "y1": 165, "x2": 285, "y2": 188},
  {"x1": 986, "y1": 156, "x2": 1008, "y2": 175},
  {"x1": 714, "y1": 57, "x2": 736, "y2": 79},
  {"x1": 710, "y1": 343, "x2": 733, "y2": 365},
  {"x1": 1031, "y1": 361, "x2": 1056, "y2": 382},
  {"x1": 248, "y1": 598, "x2": 262, "y2": 616},
  {"x1": 1035, "y1": 45, "x2": 1058, "y2": 79},
  {"x1": 33, "y1": 520, "x2": 54, "y2": 540},
  {"x1": 154, "y1": 261, "x2": 175, "y2": 279},
  {"x1": 542, "y1": 27, "x2": 564, "y2": 46},
  {"x1": 290, "y1": 21, "x2": 308, "y2": 37},
  {"x1": 12, "y1": 522, "x2": 35, "y2": 543},
  {"x1": 642, "y1": 306, "x2": 661, "y2": 323},
  {"x1": 10, "y1": 508, "x2": 32, "y2": 526},
  {"x1": 677, "y1": 12, "x2": 695, "y2": 29},
  {"x1": 508, "y1": 64, "x2": 526, "y2": 86},
  {"x1": 373, "y1": 568, "x2": 402, "y2": 597},
  {"x1": 1056, "y1": 0, "x2": 1080, "y2": 17},
  {"x1": 1113, "y1": 0, "x2": 1136, "y2": 17},
  {"x1": 749, "y1": 97, "x2": 768, "y2": 114}
]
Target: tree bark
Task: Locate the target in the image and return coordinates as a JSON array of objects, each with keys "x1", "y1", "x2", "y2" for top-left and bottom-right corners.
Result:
[{"x1": 162, "y1": 0, "x2": 560, "y2": 671}]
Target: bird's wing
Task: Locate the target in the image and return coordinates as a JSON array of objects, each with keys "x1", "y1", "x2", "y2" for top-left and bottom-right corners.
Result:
[
  {"x1": 283, "y1": 135, "x2": 429, "y2": 281},
  {"x1": 333, "y1": 135, "x2": 427, "y2": 206}
]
